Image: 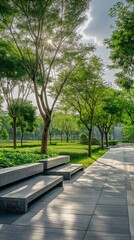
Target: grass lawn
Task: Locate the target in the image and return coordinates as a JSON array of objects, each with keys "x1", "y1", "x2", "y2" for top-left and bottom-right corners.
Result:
[{"x1": 0, "y1": 140, "x2": 108, "y2": 169}]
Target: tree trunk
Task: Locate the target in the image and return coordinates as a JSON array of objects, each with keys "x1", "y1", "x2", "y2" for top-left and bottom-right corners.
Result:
[
  {"x1": 66, "y1": 132, "x2": 69, "y2": 143},
  {"x1": 13, "y1": 117, "x2": 17, "y2": 149},
  {"x1": 88, "y1": 128, "x2": 92, "y2": 157},
  {"x1": 100, "y1": 131, "x2": 104, "y2": 150},
  {"x1": 70, "y1": 132, "x2": 72, "y2": 142},
  {"x1": 105, "y1": 131, "x2": 109, "y2": 147},
  {"x1": 21, "y1": 130, "x2": 24, "y2": 147},
  {"x1": 41, "y1": 117, "x2": 51, "y2": 154},
  {"x1": 60, "y1": 132, "x2": 63, "y2": 142}
]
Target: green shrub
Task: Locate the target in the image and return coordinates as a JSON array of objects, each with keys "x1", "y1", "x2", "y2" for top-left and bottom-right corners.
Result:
[
  {"x1": 109, "y1": 140, "x2": 118, "y2": 145},
  {"x1": 1, "y1": 129, "x2": 9, "y2": 140},
  {"x1": 80, "y1": 133, "x2": 88, "y2": 145},
  {"x1": 122, "y1": 140, "x2": 134, "y2": 143},
  {"x1": 91, "y1": 138, "x2": 100, "y2": 145},
  {"x1": 0, "y1": 149, "x2": 58, "y2": 168},
  {"x1": 49, "y1": 142, "x2": 57, "y2": 145}
]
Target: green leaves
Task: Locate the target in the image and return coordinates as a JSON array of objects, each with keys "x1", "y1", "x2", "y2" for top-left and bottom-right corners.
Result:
[
  {"x1": 16, "y1": 101, "x2": 37, "y2": 134},
  {"x1": 121, "y1": 125, "x2": 134, "y2": 141},
  {"x1": 105, "y1": 1, "x2": 134, "y2": 82},
  {"x1": 60, "y1": 56, "x2": 105, "y2": 130},
  {"x1": 0, "y1": 149, "x2": 57, "y2": 168}
]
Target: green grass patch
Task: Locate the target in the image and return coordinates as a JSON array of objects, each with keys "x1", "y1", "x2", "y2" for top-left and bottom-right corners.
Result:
[
  {"x1": 0, "y1": 141, "x2": 108, "y2": 169},
  {"x1": 69, "y1": 149, "x2": 108, "y2": 168}
]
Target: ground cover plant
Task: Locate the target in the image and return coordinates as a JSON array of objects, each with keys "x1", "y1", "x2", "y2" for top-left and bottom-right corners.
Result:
[{"x1": 0, "y1": 141, "x2": 107, "y2": 169}]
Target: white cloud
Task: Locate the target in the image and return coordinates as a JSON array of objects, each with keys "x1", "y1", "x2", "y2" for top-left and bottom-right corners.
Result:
[{"x1": 79, "y1": 10, "x2": 103, "y2": 47}]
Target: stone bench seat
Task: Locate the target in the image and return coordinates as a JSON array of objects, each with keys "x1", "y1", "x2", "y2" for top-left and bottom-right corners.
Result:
[
  {"x1": 39, "y1": 155, "x2": 70, "y2": 170},
  {"x1": 45, "y1": 164, "x2": 84, "y2": 180},
  {"x1": 0, "y1": 175, "x2": 63, "y2": 213},
  {"x1": 0, "y1": 163, "x2": 44, "y2": 187}
]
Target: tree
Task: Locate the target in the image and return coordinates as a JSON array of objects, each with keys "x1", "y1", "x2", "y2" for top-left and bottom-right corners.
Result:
[
  {"x1": 0, "y1": 112, "x2": 13, "y2": 139},
  {"x1": 0, "y1": 128, "x2": 9, "y2": 140},
  {"x1": 120, "y1": 88, "x2": 134, "y2": 142},
  {"x1": 52, "y1": 112, "x2": 65, "y2": 142},
  {"x1": 121, "y1": 88, "x2": 134, "y2": 124},
  {"x1": 59, "y1": 56, "x2": 104, "y2": 156},
  {"x1": 49, "y1": 111, "x2": 78, "y2": 143},
  {"x1": 62, "y1": 114, "x2": 77, "y2": 143},
  {"x1": 0, "y1": 40, "x2": 32, "y2": 149},
  {"x1": 0, "y1": 110, "x2": 10, "y2": 141},
  {"x1": 0, "y1": 0, "x2": 94, "y2": 153},
  {"x1": 4, "y1": 95, "x2": 33, "y2": 149},
  {"x1": 121, "y1": 125, "x2": 134, "y2": 142},
  {"x1": 16, "y1": 102, "x2": 37, "y2": 146},
  {"x1": 105, "y1": 1, "x2": 134, "y2": 87},
  {"x1": 95, "y1": 88, "x2": 124, "y2": 148}
]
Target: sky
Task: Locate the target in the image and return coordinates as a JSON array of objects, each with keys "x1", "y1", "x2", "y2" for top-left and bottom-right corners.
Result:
[{"x1": 79, "y1": 0, "x2": 124, "y2": 85}]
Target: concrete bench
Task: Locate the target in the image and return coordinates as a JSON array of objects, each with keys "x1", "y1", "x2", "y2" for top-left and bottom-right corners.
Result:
[
  {"x1": 45, "y1": 164, "x2": 84, "y2": 180},
  {"x1": 39, "y1": 155, "x2": 70, "y2": 170},
  {"x1": 0, "y1": 175, "x2": 63, "y2": 213},
  {"x1": 0, "y1": 163, "x2": 44, "y2": 187}
]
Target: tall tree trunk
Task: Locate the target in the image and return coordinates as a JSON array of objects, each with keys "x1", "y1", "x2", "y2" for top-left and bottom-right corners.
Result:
[
  {"x1": 13, "y1": 117, "x2": 17, "y2": 149},
  {"x1": 105, "y1": 131, "x2": 109, "y2": 147},
  {"x1": 101, "y1": 131, "x2": 104, "y2": 150},
  {"x1": 97, "y1": 126, "x2": 104, "y2": 150},
  {"x1": 21, "y1": 130, "x2": 24, "y2": 147},
  {"x1": 41, "y1": 117, "x2": 51, "y2": 154},
  {"x1": 88, "y1": 128, "x2": 92, "y2": 157}
]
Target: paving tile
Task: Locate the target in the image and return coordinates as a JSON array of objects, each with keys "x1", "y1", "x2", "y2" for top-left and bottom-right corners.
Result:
[
  {"x1": 72, "y1": 182, "x2": 103, "y2": 189},
  {"x1": 84, "y1": 231, "x2": 131, "y2": 240},
  {"x1": 94, "y1": 205, "x2": 128, "y2": 217},
  {"x1": 103, "y1": 185, "x2": 126, "y2": 192},
  {"x1": 127, "y1": 190, "x2": 134, "y2": 205},
  {"x1": 13, "y1": 211, "x2": 91, "y2": 230},
  {"x1": 100, "y1": 191, "x2": 126, "y2": 198},
  {"x1": 98, "y1": 197, "x2": 127, "y2": 205},
  {"x1": 77, "y1": 175, "x2": 107, "y2": 181},
  {"x1": 128, "y1": 206, "x2": 134, "y2": 236},
  {"x1": 61, "y1": 185, "x2": 101, "y2": 196},
  {"x1": 126, "y1": 179, "x2": 132, "y2": 191},
  {"x1": 88, "y1": 216, "x2": 130, "y2": 234},
  {"x1": 0, "y1": 225, "x2": 85, "y2": 240},
  {"x1": 103, "y1": 187, "x2": 125, "y2": 193},
  {"x1": 105, "y1": 180, "x2": 125, "y2": 186},
  {"x1": 40, "y1": 201, "x2": 96, "y2": 215},
  {"x1": 55, "y1": 193, "x2": 100, "y2": 205},
  {"x1": 73, "y1": 180, "x2": 104, "y2": 188}
]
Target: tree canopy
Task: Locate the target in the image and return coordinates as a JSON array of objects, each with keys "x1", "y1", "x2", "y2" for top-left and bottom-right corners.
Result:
[
  {"x1": 0, "y1": 0, "x2": 94, "y2": 153},
  {"x1": 105, "y1": 0, "x2": 134, "y2": 88},
  {"x1": 59, "y1": 56, "x2": 104, "y2": 156}
]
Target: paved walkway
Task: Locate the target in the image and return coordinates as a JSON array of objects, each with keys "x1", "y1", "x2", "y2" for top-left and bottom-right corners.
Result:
[{"x1": 0, "y1": 147, "x2": 134, "y2": 240}]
